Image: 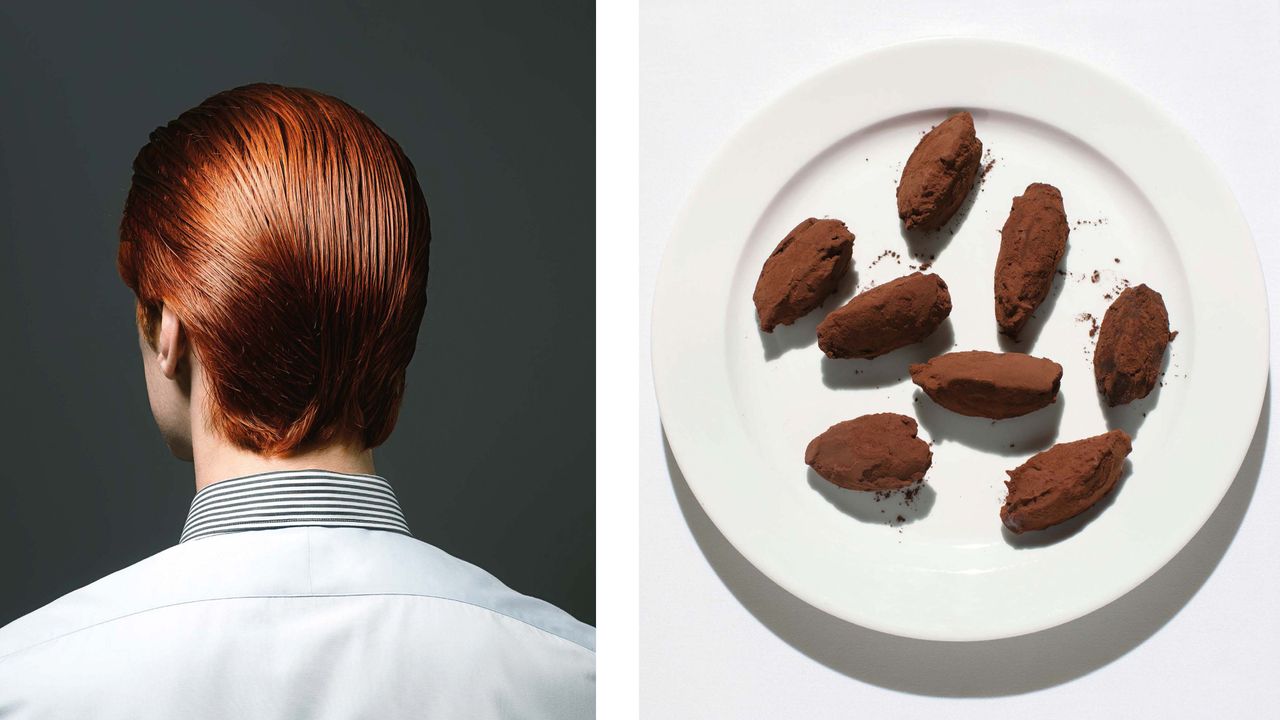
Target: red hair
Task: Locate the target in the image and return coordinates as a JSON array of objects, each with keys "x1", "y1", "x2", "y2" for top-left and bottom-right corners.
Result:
[{"x1": 117, "y1": 83, "x2": 430, "y2": 456}]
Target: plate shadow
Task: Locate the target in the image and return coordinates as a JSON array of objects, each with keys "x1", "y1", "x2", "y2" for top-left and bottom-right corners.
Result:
[{"x1": 662, "y1": 381, "x2": 1268, "y2": 697}]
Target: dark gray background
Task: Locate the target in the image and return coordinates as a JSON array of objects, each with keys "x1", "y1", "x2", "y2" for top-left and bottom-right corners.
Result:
[{"x1": 0, "y1": 1, "x2": 594, "y2": 624}]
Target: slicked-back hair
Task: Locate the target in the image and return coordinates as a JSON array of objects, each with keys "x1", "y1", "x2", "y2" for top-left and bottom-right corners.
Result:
[{"x1": 117, "y1": 83, "x2": 430, "y2": 456}]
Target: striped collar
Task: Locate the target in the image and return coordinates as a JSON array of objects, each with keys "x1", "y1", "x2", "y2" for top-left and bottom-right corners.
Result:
[{"x1": 180, "y1": 468, "x2": 411, "y2": 543}]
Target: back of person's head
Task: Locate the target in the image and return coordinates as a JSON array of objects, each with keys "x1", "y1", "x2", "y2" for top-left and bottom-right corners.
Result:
[{"x1": 117, "y1": 83, "x2": 430, "y2": 457}]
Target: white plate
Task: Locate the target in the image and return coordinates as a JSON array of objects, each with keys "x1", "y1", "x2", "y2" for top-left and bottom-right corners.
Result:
[{"x1": 651, "y1": 38, "x2": 1268, "y2": 641}]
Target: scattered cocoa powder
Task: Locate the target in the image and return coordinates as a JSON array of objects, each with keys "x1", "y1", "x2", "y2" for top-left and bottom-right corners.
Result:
[
  {"x1": 1077, "y1": 312, "x2": 1100, "y2": 338},
  {"x1": 902, "y1": 486, "x2": 921, "y2": 505},
  {"x1": 1071, "y1": 218, "x2": 1109, "y2": 229},
  {"x1": 868, "y1": 249, "x2": 902, "y2": 268}
]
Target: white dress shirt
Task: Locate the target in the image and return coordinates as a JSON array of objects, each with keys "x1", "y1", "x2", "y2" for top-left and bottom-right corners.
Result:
[{"x1": 0, "y1": 469, "x2": 595, "y2": 719}]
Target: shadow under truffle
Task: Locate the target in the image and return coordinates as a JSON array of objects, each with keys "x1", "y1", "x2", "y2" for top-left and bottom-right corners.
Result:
[
  {"x1": 897, "y1": 163, "x2": 985, "y2": 259},
  {"x1": 806, "y1": 468, "x2": 936, "y2": 526},
  {"x1": 1099, "y1": 347, "x2": 1171, "y2": 438},
  {"x1": 1002, "y1": 459, "x2": 1132, "y2": 549},
  {"x1": 759, "y1": 265, "x2": 858, "y2": 361},
  {"x1": 913, "y1": 388, "x2": 1065, "y2": 456},
  {"x1": 821, "y1": 319, "x2": 956, "y2": 390},
  {"x1": 997, "y1": 252, "x2": 1070, "y2": 353}
]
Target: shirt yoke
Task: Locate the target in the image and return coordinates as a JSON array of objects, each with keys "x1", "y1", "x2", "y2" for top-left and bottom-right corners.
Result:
[{"x1": 0, "y1": 527, "x2": 594, "y2": 662}]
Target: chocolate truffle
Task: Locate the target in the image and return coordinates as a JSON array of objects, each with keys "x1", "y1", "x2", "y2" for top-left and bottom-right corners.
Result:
[
  {"x1": 1093, "y1": 284, "x2": 1172, "y2": 406},
  {"x1": 816, "y1": 272, "x2": 952, "y2": 359},
  {"x1": 805, "y1": 413, "x2": 932, "y2": 491},
  {"x1": 753, "y1": 218, "x2": 855, "y2": 332},
  {"x1": 1001, "y1": 429, "x2": 1132, "y2": 533},
  {"x1": 909, "y1": 350, "x2": 1063, "y2": 419},
  {"x1": 897, "y1": 112, "x2": 983, "y2": 231},
  {"x1": 995, "y1": 183, "x2": 1069, "y2": 337}
]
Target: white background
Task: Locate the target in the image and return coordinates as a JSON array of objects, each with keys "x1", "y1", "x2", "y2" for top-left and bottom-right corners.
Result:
[{"x1": 639, "y1": 1, "x2": 1280, "y2": 717}]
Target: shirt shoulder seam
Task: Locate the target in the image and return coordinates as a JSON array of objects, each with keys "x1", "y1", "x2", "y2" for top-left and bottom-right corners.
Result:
[{"x1": 0, "y1": 592, "x2": 595, "y2": 664}]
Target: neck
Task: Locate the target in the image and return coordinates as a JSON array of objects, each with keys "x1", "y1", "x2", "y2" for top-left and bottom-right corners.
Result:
[
  {"x1": 192, "y1": 437, "x2": 375, "y2": 493},
  {"x1": 182, "y1": 363, "x2": 375, "y2": 493}
]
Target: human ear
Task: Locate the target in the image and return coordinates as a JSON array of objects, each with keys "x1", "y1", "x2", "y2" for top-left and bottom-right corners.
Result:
[{"x1": 155, "y1": 304, "x2": 188, "y2": 380}]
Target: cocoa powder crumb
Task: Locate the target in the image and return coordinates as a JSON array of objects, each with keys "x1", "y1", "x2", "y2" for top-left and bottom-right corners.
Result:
[
  {"x1": 1075, "y1": 312, "x2": 1100, "y2": 338},
  {"x1": 868, "y1": 249, "x2": 903, "y2": 269},
  {"x1": 1071, "y1": 218, "x2": 1109, "y2": 229},
  {"x1": 1091, "y1": 270, "x2": 1101, "y2": 283}
]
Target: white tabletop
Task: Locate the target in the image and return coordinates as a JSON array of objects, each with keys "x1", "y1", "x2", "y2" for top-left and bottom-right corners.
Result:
[{"x1": 639, "y1": 1, "x2": 1280, "y2": 716}]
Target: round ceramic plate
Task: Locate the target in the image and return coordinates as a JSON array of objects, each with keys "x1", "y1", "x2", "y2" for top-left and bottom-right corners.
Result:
[{"x1": 651, "y1": 38, "x2": 1267, "y2": 641}]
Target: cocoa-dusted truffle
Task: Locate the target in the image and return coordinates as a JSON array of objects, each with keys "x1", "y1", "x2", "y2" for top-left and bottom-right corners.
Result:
[
  {"x1": 1093, "y1": 284, "x2": 1172, "y2": 406},
  {"x1": 816, "y1": 272, "x2": 951, "y2": 359},
  {"x1": 909, "y1": 350, "x2": 1062, "y2": 419},
  {"x1": 805, "y1": 413, "x2": 932, "y2": 491},
  {"x1": 1001, "y1": 429, "x2": 1132, "y2": 533},
  {"x1": 897, "y1": 112, "x2": 983, "y2": 231},
  {"x1": 995, "y1": 183, "x2": 1069, "y2": 337},
  {"x1": 752, "y1": 218, "x2": 855, "y2": 332}
]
